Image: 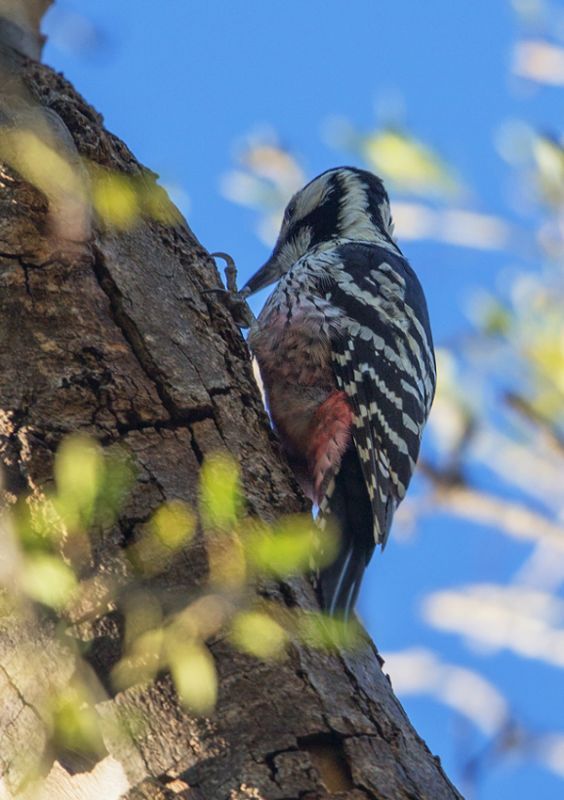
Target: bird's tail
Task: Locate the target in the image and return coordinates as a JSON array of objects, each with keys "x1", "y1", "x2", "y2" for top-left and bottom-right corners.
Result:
[{"x1": 317, "y1": 444, "x2": 375, "y2": 622}]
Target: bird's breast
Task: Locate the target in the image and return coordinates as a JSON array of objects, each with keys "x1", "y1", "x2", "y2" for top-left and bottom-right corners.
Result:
[
  {"x1": 249, "y1": 291, "x2": 338, "y2": 388},
  {"x1": 248, "y1": 289, "x2": 343, "y2": 477}
]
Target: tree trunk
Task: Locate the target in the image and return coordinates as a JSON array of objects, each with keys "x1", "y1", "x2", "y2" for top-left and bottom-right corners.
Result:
[{"x1": 0, "y1": 8, "x2": 463, "y2": 800}]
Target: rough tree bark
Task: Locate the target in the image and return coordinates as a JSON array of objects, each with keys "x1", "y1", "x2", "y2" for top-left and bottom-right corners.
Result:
[{"x1": 0, "y1": 6, "x2": 464, "y2": 800}]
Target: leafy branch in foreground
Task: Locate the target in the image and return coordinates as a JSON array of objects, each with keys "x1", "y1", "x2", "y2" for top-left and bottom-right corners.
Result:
[{"x1": 0, "y1": 434, "x2": 359, "y2": 782}]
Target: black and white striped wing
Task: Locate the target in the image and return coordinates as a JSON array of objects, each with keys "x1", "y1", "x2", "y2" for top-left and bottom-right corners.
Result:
[{"x1": 328, "y1": 243, "x2": 436, "y2": 547}]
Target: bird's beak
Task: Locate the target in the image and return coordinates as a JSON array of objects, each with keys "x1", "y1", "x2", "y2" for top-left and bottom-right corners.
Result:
[{"x1": 242, "y1": 247, "x2": 282, "y2": 296}]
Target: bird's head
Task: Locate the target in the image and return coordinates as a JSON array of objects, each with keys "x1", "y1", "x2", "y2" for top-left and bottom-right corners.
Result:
[{"x1": 243, "y1": 166, "x2": 396, "y2": 295}]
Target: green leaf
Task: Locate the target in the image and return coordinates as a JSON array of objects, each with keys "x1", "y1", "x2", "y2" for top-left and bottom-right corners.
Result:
[
  {"x1": 92, "y1": 171, "x2": 140, "y2": 229},
  {"x1": 230, "y1": 610, "x2": 288, "y2": 659},
  {"x1": 361, "y1": 129, "x2": 459, "y2": 196},
  {"x1": 21, "y1": 553, "x2": 77, "y2": 609},
  {"x1": 51, "y1": 683, "x2": 105, "y2": 758},
  {"x1": 152, "y1": 500, "x2": 196, "y2": 549},
  {"x1": 54, "y1": 435, "x2": 104, "y2": 531},
  {"x1": 168, "y1": 641, "x2": 217, "y2": 714},
  {"x1": 127, "y1": 502, "x2": 195, "y2": 576},
  {"x1": 111, "y1": 628, "x2": 164, "y2": 690},
  {"x1": 246, "y1": 515, "x2": 338, "y2": 577},
  {"x1": 200, "y1": 453, "x2": 242, "y2": 530},
  {"x1": 296, "y1": 612, "x2": 362, "y2": 651}
]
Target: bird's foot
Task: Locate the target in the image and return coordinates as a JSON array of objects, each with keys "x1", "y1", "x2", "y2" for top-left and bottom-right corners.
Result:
[{"x1": 206, "y1": 252, "x2": 256, "y2": 328}]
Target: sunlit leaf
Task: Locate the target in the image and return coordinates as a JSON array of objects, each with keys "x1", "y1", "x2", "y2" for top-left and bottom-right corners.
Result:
[
  {"x1": 525, "y1": 323, "x2": 564, "y2": 396},
  {"x1": 296, "y1": 611, "x2": 362, "y2": 651},
  {"x1": 54, "y1": 435, "x2": 104, "y2": 531},
  {"x1": 199, "y1": 453, "x2": 242, "y2": 530},
  {"x1": 51, "y1": 683, "x2": 105, "y2": 757},
  {"x1": 0, "y1": 128, "x2": 87, "y2": 207},
  {"x1": 123, "y1": 591, "x2": 163, "y2": 650},
  {"x1": 151, "y1": 500, "x2": 196, "y2": 549},
  {"x1": 220, "y1": 132, "x2": 306, "y2": 246},
  {"x1": 111, "y1": 628, "x2": 164, "y2": 690},
  {"x1": 168, "y1": 641, "x2": 217, "y2": 714},
  {"x1": 246, "y1": 515, "x2": 338, "y2": 577},
  {"x1": 92, "y1": 171, "x2": 139, "y2": 228},
  {"x1": 21, "y1": 553, "x2": 77, "y2": 609},
  {"x1": 141, "y1": 181, "x2": 184, "y2": 226},
  {"x1": 128, "y1": 502, "x2": 195, "y2": 576},
  {"x1": 230, "y1": 610, "x2": 288, "y2": 660},
  {"x1": 531, "y1": 134, "x2": 564, "y2": 208},
  {"x1": 360, "y1": 129, "x2": 459, "y2": 196},
  {"x1": 11, "y1": 496, "x2": 56, "y2": 552},
  {"x1": 90, "y1": 161, "x2": 186, "y2": 230}
]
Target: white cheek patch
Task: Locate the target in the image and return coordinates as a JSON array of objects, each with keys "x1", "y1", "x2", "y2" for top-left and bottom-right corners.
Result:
[{"x1": 278, "y1": 225, "x2": 313, "y2": 271}]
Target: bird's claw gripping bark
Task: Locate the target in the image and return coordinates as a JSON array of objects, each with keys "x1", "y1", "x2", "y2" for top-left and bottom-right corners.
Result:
[{"x1": 207, "y1": 252, "x2": 256, "y2": 329}]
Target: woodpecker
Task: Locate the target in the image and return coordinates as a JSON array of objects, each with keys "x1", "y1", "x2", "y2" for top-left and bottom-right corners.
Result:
[{"x1": 237, "y1": 167, "x2": 436, "y2": 620}]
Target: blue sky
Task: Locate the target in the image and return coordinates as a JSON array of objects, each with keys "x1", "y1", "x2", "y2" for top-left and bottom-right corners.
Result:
[{"x1": 44, "y1": 2, "x2": 563, "y2": 797}]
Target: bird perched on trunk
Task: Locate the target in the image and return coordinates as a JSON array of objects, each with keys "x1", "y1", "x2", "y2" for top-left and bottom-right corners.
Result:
[{"x1": 224, "y1": 166, "x2": 436, "y2": 620}]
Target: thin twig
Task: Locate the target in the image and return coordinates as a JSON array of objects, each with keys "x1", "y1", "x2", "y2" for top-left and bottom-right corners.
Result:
[{"x1": 504, "y1": 391, "x2": 564, "y2": 457}]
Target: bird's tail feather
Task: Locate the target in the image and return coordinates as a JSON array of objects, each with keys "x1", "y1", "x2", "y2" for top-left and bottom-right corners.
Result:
[{"x1": 317, "y1": 444, "x2": 375, "y2": 622}]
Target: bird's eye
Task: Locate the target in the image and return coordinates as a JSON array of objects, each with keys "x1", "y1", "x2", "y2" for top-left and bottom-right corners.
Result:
[{"x1": 284, "y1": 201, "x2": 297, "y2": 222}]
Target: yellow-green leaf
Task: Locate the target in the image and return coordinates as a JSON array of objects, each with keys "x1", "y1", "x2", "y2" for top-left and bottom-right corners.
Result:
[
  {"x1": 362, "y1": 129, "x2": 458, "y2": 196},
  {"x1": 297, "y1": 612, "x2": 362, "y2": 651},
  {"x1": 246, "y1": 515, "x2": 338, "y2": 577},
  {"x1": 93, "y1": 172, "x2": 139, "y2": 228},
  {"x1": 168, "y1": 641, "x2": 217, "y2": 714},
  {"x1": 127, "y1": 503, "x2": 196, "y2": 576},
  {"x1": 0, "y1": 129, "x2": 87, "y2": 208},
  {"x1": 54, "y1": 435, "x2": 104, "y2": 531},
  {"x1": 112, "y1": 628, "x2": 164, "y2": 690},
  {"x1": 21, "y1": 553, "x2": 77, "y2": 609},
  {"x1": 51, "y1": 684, "x2": 105, "y2": 757},
  {"x1": 200, "y1": 453, "x2": 242, "y2": 530},
  {"x1": 230, "y1": 610, "x2": 288, "y2": 660},
  {"x1": 151, "y1": 501, "x2": 196, "y2": 549}
]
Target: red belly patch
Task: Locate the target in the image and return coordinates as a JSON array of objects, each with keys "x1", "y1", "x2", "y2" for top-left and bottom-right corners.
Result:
[{"x1": 307, "y1": 390, "x2": 353, "y2": 505}]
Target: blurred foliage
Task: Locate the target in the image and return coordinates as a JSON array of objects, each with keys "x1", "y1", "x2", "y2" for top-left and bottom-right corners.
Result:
[
  {"x1": 0, "y1": 438, "x2": 359, "y2": 784},
  {"x1": 360, "y1": 128, "x2": 459, "y2": 196},
  {"x1": 230, "y1": 610, "x2": 288, "y2": 660},
  {"x1": 1, "y1": 4, "x2": 562, "y2": 793},
  {"x1": 321, "y1": 115, "x2": 461, "y2": 198},
  {"x1": 50, "y1": 677, "x2": 106, "y2": 760},
  {"x1": 0, "y1": 123, "x2": 182, "y2": 236},
  {"x1": 89, "y1": 164, "x2": 183, "y2": 229},
  {"x1": 532, "y1": 134, "x2": 564, "y2": 208},
  {"x1": 0, "y1": 127, "x2": 86, "y2": 205}
]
